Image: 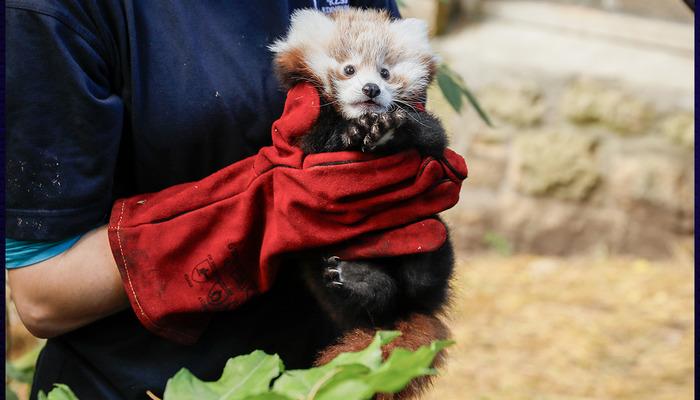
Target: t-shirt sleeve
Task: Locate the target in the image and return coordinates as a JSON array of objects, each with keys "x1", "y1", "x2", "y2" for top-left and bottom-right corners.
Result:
[
  {"x1": 5, "y1": 235, "x2": 83, "y2": 269},
  {"x1": 6, "y1": 3, "x2": 124, "y2": 241}
]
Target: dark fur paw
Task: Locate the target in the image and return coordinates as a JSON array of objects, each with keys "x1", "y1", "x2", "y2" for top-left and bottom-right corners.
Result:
[
  {"x1": 322, "y1": 256, "x2": 344, "y2": 287},
  {"x1": 320, "y1": 256, "x2": 398, "y2": 315},
  {"x1": 340, "y1": 124, "x2": 363, "y2": 148},
  {"x1": 339, "y1": 110, "x2": 408, "y2": 152},
  {"x1": 339, "y1": 113, "x2": 378, "y2": 149},
  {"x1": 361, "y1": 109, "x2": 408, "y2": 152}
]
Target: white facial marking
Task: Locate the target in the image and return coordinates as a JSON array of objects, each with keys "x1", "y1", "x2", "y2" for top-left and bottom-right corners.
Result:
[{"x1": 335, "y1": 60, "x2": 395, "y2": 118}]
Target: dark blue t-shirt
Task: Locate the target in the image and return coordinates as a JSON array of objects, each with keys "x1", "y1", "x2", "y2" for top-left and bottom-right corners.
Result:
[{"x1": 5, "y1": 0, "x2": 399, "y2": 398}]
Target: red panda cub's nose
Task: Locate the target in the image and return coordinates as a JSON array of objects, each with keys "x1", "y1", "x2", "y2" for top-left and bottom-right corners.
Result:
[{"x1": 362, "y1": 83, "x2": 381, "y2": 99}]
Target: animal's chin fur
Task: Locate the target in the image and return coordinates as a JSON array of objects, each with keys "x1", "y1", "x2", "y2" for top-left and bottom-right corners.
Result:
[
  {"x1": 340, "y1": 101, "x2": 390, "y2": 119},
  {"x1": 317, "y1": 90, "x2": 390, "y2": 119}
]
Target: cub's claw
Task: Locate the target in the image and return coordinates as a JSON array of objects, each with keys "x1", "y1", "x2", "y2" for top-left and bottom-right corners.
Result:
[
  {"x1": 357, "y1": 113, "x2": 378, "y2": 129},
  {"x1": 345, "y1": 109, "x2": 408, "y2": 151},
  {"x1": 360, "y1": 109, "x2": 407, "y2": 151},
  {"x1": 362, "y1": 124, "x2": 382, "y2": 152},
  {"x1": 324, "y1": 256, "x2": 341, "y2": 266},
  {"x1": 341, "y1": 125, "x2": 362, "y2": 147},
  {"x1": 323, "y1": 268, "x2": 342, "y2": 284},
  {"x1": 322, "y1": 256, "x2": 344, "y2": 287}
]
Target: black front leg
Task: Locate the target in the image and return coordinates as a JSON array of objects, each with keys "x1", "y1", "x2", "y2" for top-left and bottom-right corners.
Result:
[
  {"x1": 393, "y1": 239, "x2": 455, "y2": 316},
  {"x1": 390, "y1": 109, "x2": 448, "y2": 158},
  {"x1": 302, "y1": 256, "x2": 399, "y2": 328}
]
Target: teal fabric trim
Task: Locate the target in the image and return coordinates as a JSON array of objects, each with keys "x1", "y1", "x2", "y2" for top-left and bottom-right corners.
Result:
[{"x1": 5, "y1": 235, "x2": 83, "y2": 268}]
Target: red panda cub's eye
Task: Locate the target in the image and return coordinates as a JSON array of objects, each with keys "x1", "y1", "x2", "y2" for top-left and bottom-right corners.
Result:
[
  {"x1": 343, "y1": 65, "x2": 355, "y2": 76},
  {"x1": 380, "y1": 68, "x2": 390, "y2": 80}
]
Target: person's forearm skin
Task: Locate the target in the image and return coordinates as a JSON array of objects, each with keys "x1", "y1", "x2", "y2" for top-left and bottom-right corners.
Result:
[{"x1": 8, "y1": 226, "x2": 129, "y2": 338}]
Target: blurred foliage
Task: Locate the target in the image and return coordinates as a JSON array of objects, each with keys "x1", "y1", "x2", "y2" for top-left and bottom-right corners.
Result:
[
  {"x1": 482, "y1": 232, "x2": 513, "y2": 256},
  {"x1": 6, "y1": 342, "x2": 43, "y2": 400}
]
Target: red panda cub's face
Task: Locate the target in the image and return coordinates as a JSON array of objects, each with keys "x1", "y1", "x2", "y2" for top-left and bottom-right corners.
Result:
[{"x1": 270, "y1": 8, "x2": 439, "y2": 119}]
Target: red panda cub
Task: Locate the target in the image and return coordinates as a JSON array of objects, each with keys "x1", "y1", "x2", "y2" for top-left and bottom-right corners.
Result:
[{"x1": 271, "y1": 8, "x2": 454, "y2": 399}]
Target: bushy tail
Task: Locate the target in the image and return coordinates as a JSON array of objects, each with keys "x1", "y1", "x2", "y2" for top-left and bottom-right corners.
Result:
[{"x1": 314, "y1": 313, "x2": 450, "y2": 400}]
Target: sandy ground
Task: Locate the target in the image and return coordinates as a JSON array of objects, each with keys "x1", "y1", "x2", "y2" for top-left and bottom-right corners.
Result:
[
  {"x1": 425, "y1": 254, "x2": 694, "y2": 400},
  {"x1": 7, "y1": 253, "x2": 694, "y2": 400}
]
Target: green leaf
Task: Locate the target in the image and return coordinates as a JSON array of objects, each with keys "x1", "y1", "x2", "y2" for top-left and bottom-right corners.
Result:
[
  {"x1": 437, "y1": 64, "x2": 493, "y2": 126},
  {"x1": 240, "y1": 394, "x2": 294, "y2": 400},
  {"x1": 273, "y1": 332, "x2": 450, "y2": 400},
  {"x1": 314, "y1": 378, "x2": 373, "y2": 400},
  {"x1": 460, "y1": 85, "x2": 493, "y2": 127},
  {"x1": 365, "y1": 340, "x2": 454, "y2": 394},
  {"x1": 38, "y1": 332, "x2": 453, "y2": 400},
  {"x1": 38, "y1": 384, "x2": 79, "y2": 400},
  {"x1": 163, "y1": 351, "x2": 283, "y2": 400},
  {"x1": 272, "y1": 365, "x2": 340, "y2": 399},
  {"x1": 326, "y1": 331, "x2": 400, "y2": 370},
  {"x1": 274, "y1": 364, "x2": 372, "y2": 400},
  {"x1": 436, "y1": 68, "x2": 463, "y2": 113},
  {"x1": 272, "y1": 331, "x2": 400, "y2": 400}
]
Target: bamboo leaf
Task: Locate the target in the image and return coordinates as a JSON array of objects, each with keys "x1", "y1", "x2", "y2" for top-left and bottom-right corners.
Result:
[
  {"x1": 437, "y1": 68, "x2": 464, "y2": 113},
  {"x1": 460, "y1": 84, "x2": 493, "y2": 127}
]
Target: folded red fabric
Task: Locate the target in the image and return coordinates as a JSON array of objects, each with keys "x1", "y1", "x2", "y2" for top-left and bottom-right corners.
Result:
[{"x1": 107, "y1": 82, "x2": 467, "y2": 344}]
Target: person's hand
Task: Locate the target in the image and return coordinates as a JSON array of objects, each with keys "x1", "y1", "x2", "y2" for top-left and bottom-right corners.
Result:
[{"x1": 108, "y1": 82, "x2": 467, "y2": 344}]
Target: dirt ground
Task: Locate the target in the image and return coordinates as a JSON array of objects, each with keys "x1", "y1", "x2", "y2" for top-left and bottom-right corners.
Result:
[
  {"x1": 7, "y1": 253, "x2": 694, "y2": 400},
  {"x1": 425, "y1": 253, "x2": 694, "y2": 400}
]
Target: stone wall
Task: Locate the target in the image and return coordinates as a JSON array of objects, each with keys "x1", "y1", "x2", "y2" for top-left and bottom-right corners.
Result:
[
  {"x1": 436, "y1": 78, "x2": 693, "y2": 258},
  {"x1": 403, "y1": 0, "x2": 695, "y2": 257}
]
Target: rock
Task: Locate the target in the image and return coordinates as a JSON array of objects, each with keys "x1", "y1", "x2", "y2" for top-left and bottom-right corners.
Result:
[
  {"x1": 464, "y1": 132, "x2": 509, "y2": 189},
  {"x1": 659, "y1": 111, "x2": 694, "y2": 149},
  {"x1": 609, "y1": 152, "x2": 689, "y2": 213},
  {"x1": 561, "y1": 78, "x2": 654, "y2": 135},
  {"x1": 478, "y1": 81, "x2": 546, "y2": 127},
  {"x1": 443, "y1": 198, "x2": 499, "y2": 253},
  {"x1": 497, "y1": 192, "x2": 628, "y2": 255},
  {"x1": 512, "y1": 131, "x2": 600, "y2": 200},
  {"x1": 609, "y1": 151, "x2": 694, "y2": 234},
  {"x1": 463, "y1": 152, "x2": 507, "y2": 189}
]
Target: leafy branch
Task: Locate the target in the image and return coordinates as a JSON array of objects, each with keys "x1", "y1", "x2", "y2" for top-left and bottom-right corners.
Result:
[{"x1": 37, "y1": 331, "x2": 452, "y2": 400}]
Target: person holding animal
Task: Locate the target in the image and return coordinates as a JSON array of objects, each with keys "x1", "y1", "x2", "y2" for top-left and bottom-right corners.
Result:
[{"x1": 5, "y1": 1, "x2": 465, "y2": 399}]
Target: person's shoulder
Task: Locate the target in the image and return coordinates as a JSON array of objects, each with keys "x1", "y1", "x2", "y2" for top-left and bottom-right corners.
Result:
[
  {"x1": 6, "y1": 0, "x2": 111, "y2": 17},
  {"x1": 6, "y1": 0, "x2": 120, "y2": 29},
  {"x1": 7, "y1": 0, "x2": 122, "y2": 49}
]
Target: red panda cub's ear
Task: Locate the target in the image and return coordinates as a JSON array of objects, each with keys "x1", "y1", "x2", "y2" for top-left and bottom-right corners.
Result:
[
  {"x1": 270, "y1": 9, "x2": 336, "y2": 89},
  {"x1": 389, "y1": 18, "x2": 440, "y2": 84}
]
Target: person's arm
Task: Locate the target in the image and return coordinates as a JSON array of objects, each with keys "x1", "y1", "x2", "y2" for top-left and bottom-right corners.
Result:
[
  {"x1": 6, "y1": 5, "x2": 126, "y2": 337},
  {"x1": 8, "y1": 226, "x2": 129, "y2": 338}
]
